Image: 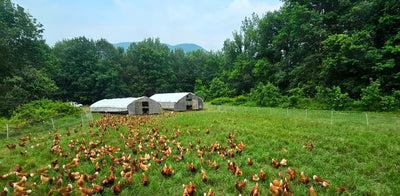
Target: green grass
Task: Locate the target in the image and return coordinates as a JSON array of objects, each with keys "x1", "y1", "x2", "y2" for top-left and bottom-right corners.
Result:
[{"x1": 0, "y1": 106, "x2": 399, "y2": 195}]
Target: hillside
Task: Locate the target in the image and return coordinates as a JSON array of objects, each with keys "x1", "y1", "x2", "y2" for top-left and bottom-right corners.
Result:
[{"x1": 114, "y1": 42, "x2": 205, "y2": 53}]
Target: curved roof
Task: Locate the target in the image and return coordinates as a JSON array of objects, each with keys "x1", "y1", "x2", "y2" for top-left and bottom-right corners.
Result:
[
  {"x1": 90, "y1": 97, "x2": 142, "y2": 112},
  {"x1": 150, "y1": 92, "x2": 191, "y2": 103}
]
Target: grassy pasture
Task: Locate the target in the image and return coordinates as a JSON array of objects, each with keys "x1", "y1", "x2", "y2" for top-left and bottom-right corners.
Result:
[{"x1": 0, "y1": 106, "x2": 399, "y2": 195}]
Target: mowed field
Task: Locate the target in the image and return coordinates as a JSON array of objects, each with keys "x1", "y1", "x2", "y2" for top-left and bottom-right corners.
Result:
[{"x1": 0, "y1": 107, "x2": 399, "y2": 195}]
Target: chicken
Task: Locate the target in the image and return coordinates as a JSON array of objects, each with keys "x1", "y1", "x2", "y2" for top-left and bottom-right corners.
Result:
[
  {"x1": 139, "y1": 162, "x2": 151, "y2": 171},
  {"x1": 19, "y1": 136, "x2": 29, "y2": 141},
  {"x1": 88, "y1": 172, "x2": 98, "y2": 182},
  {"x1": 79, "y1": 187, "x2": 95, "y2": 196},
  {"x1": 204, "y1": 188, "x2": 214, "y2": 196},
  {"x1": 141, "y1": 173, "x2": 149, "y2": 186},
  {"x1": 77, "y1": 174, "x2": 88, "y2": 188},
  {"x1": 1, "y1": 187, "x2": 8, "y2": 196},
  {"x1": 67, "y1": 171, "x2": 80, "y2": 181},
  {"x1": 313, "y1": 175, "x2": 329, "y2": 187},
  {"x1": 14, "y1": 165, "x2": 22, "y2": 172},
  {"x1": 18, "y1": 142, "x2": 26, "y2": 147},
  {"x1": 10, "y1": 183, "x2": 31, "y2": 196},
  {"x1": 19, "y1": 151, "x2": 28, "y2": 155},
  {"x1": 283, "y1": 188, "x2": 292, "y2": 196},
  {"x1": 273, "y1": 178, "x2": 283, "y2": 187},
  {"x1": 287, "y1": 168, "x2": 297, "y2": 181},
  {"x1": 197, "y1": 149, "x2": 205, "y2": 157},
  {"x1": 153, "y1": 157, "x2": 162, "y2": 164},
  {"x1": 161, "y1": 164, "x2": 174, "y2": 177},
  {"x1": 16, "y1": 172, "x2": 33, "y2": 178},
  {"x1": 282, "y1": 148, "x2": 288, "y2": 153},
  {"x1": 182, "y1": 182, "x2": 196, "y2": 196},
  {"x1": 101, "y1": 176, "x2": 110, "y2": 187},
  {"x1": 186, "y1": 162, "x2": 196, "y2": 173},
  {"x1": 250, "y1": 183, "x2": 260, "y2": 196},
  {"x1": 6, "y1": 144, "x2": 16, "y2": 149},
  {"x1": 51, "y1": 159, "x2": 58, "y2": 166},
  {"x1": 107, "y1": 171, "x2": 116, "y2": 186},
  {"x1": 124, "y1": 175, "x2": 133, "y2": 185},
  {"x1": 283, "y1": 178, "x2": 290, "y2": 192},
  {"x1": 40, "y1": 174, "x2": 54, "y2": 183},
  {"x1": 252, "y1": 174, "x2": 259, "y2": 181},
  {"x1": 227, "y1": 160, "x2": 236, "y2": 173},
  {"x1": 201, "y1": 170, "x2": 207, "y2": 182},
  {"x1": 212, "y1": 161, "x2": 219, "y2": 169},
  {"x1": 337, "y1": 187, "x2": 346, "y2": 194},
  {"x1": 303, "y1": 143, "x2": 314, "y2": 151},
  {"x1": 48, "y1": 177, "x2": 63, "y2": 193},
  {"x1": 36, "y1": 165, "x2": 51, "y2": 173},
  {"x1": 269, "y1": 183, "x2": 282, "y2": 196},
  {"x1": 122, "y1": 163, "x2": 131, "y2": 172},
  {"x1": 54, "y1": 164, "x2": 60, "y2": 171},
  {"x1": 0, "y1": 173, "x2": 12, "y2": 180},
  {"x1": 63, "y1": 159, "x2": 79, "y2": 170},
  {"x1": 92, "y1": 183, "x2": 104, "y2": 194},
  {"x1": 260, "y1": 170, "x2": 267, "y2": 182},
  {"x1": 300, "y1": 172, "x2": 311, "y2": 184},
  {"x1": 205, "y1": 129, "x2": 210, "y2": 134},
  {"x1": 235, "y1": 179, "x2": 247, "y2": 192},
  {"x1": 234, "y1": 166, "x2": 243, "y2": 177},
  {"x1": 308, "y1": 186, "x2": 317, "y2": 196},
  {"x1": 111, "y1": 181, "x2": 122, "y2": 195},
  {"x1": 272, "y1": 159, "x2": 287, "y2": 168},
  {"x1": 13, "y1": 176, "x2": 27, "y2": 187},
  {"x1": 247, "y1": 158, "x2": 253, "y2": 166},
  {"x1": 57, "y1": 184, "x2": 73, "y2": 196},
  {"x1": 95, "y1": 162, "x2": 101, "y2": 172}
]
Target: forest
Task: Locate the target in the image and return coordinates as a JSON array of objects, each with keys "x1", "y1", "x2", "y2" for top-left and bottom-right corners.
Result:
[{"x1": 1, "y1": 0, "x2": 400, "y2": 116}]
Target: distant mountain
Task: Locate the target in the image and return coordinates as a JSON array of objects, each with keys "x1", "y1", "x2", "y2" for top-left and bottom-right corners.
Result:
[{"x1": 113, "y1": 42, "x2": 205, "y2": 53}]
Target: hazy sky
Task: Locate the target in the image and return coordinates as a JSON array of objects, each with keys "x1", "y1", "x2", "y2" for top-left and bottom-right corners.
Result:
[{"x1": 12, "y1": 0, "x2": 282, "y2": 51}]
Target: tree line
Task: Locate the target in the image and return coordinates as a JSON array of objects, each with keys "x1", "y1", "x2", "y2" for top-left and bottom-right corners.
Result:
[{"x1": 1, "y1": 0, "x2": 399, "y2": 116}]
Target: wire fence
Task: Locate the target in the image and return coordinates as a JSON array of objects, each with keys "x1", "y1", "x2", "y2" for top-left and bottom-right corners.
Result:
[
  {"x1": 205, "y1": 104, "x2": 400, "y2": 130},
  {"x1": 1, "y1": 111, "x2": 94, "y2": 139}
]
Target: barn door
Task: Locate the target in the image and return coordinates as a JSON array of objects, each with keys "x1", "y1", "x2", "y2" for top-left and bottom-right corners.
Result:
[
  {"x1": 142, "y1": 101, "x2": 149, "y2": 114},
  {"x1": 192, "y1": 99, "x2": 198, "y2": 110},
  {"x1": 186, "y1": 98, "x2": 192, "y2": 110}
]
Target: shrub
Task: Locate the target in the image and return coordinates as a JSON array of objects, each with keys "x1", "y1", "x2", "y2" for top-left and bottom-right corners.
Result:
[
  {"x1": 315, "y1": 86, "x2": 351, "y2": 110},
  {"x1": 380, "y1": 96, "x2": 396, "y2": 111},
  {"x1": 232, "y1": 95, "x2": 248, "y2": 105},
  {"x1": 193, "y1": 79, "x2": 209, "y2": 101},
  {"x1": 392, "y1": 90, "x2": 400, "y2": 109},
  {"x1": 10, "y1": 99, "x2": 81, "y2": 126},
  {"x1": 210, "y1": 97, "x2": 234, "y2": 105},
  {"x1": 208, "y1": 78, "x2": 234, "y2": 100},
  {"x1": 249, "y1": 82, "x2": 282, "y2": 107},
  {"x1": 360, "y1": 79, "x2": 382, "y2": 111}
]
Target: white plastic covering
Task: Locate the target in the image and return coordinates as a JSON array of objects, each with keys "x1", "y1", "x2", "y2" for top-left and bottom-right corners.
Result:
[
  {"x1": 150, "y1": 92, "x2": 190, "y2": 110},
  {"x1": 90, "y1": 97, "x2": 141, "y2": 113},
  {"x1": 150, "y1": 92, "x2": 190, "y2": 103}
]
